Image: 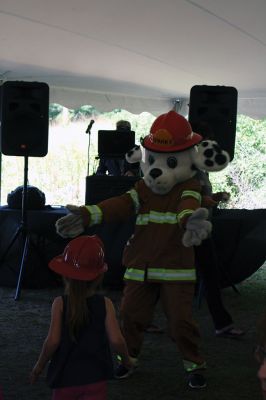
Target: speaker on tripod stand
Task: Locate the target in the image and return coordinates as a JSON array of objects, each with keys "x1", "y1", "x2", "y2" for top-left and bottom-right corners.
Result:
[{"x1": 0, "y1": 80, "x2": 49, "y2": 300}]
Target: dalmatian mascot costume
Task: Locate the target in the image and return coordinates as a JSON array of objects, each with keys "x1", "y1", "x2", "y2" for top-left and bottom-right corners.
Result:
[{"x1": 56, "y1": 110, "x2": 229, "y2": 389}]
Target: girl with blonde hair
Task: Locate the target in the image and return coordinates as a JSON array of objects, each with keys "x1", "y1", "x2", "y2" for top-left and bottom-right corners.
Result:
[{"x1": 30, "y1": 235, "x2": 132, "y2": 400}]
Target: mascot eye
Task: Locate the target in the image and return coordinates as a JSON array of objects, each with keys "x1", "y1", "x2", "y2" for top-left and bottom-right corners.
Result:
[
  {"x1": 167, "y1": 157, "x2": 178, "y2": 169},
  {"x1": 148, "y1": 155, "x2": 155, "y2": 165}
]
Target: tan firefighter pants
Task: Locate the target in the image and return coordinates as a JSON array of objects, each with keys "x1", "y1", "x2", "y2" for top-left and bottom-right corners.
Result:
[{"x1": 120, "y1": 280, "x2": 205, "y2": 368}]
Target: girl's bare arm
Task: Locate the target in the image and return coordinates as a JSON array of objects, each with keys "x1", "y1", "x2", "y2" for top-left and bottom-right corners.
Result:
[
  {"x1": 30, "y1": 296, "x2": 63, "y2": 384},
  {"x1": 105, "y1": 297, "x2": 132, "y2": 369}
]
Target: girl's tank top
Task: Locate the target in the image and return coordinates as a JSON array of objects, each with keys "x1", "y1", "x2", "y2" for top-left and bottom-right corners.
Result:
[{"x1": 47, "y1": 293, "x2": 114, "y2": 388}]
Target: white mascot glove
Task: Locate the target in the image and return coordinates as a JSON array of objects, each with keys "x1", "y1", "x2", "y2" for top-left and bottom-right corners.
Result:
[
  {"x1": 55, "y1": 205, "x2": 85, "y2": 238},
  {"x1": 182, "y1": 208, "x2": 212, "y2": 247}
]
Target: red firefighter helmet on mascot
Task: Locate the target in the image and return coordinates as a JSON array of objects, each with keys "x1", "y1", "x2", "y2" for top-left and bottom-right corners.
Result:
[{"x1": 142, "y1": 110, "x2": 202, "y2": 153}]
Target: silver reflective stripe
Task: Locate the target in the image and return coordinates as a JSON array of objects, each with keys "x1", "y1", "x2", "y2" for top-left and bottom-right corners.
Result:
[
  {"x1": 85, "y1": 205, "x2": 103, "y2": 226},
  {"x1": 124, "y1": 268, "x2": 145, "y2": 281},
  {"x1": 177, "y1": 209, "x2": 194, "y2": 224},
  {"x1": 147, "y1": 268, "x2": 196, "y2": 281},
  {"x1": 181, "y1": 190, "x2": 202, "y2": 202},
  {"x1": 127, "y1": 189, "x2": 140, "y2": 214},
  {"x1": 136, "y1": 211, "x2": 177, "y2": 225}
]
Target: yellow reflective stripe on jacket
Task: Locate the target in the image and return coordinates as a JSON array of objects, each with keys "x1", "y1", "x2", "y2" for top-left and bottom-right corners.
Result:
[
  {"x1": 124, "y1": 268, "x2": 145, "y2": 281},
  {"x1": 85, "y1": 205, "x2": 103, "y2": 226},
  {"x1": 124, "y1": 268, "x2": 196, "y2": 281},
  {"x1": 147, "y1": 268, "x2": 196, "y2": 281},
  {"x1": 177, "y1": 209, "x2": 194, "y2": 224},
  {"x1": 181, "y1": 190, "x2": 202, "y2": 203},
  {"x1": 136, "y1": 211, "x2": 177, "y2": 225},
  {"x1": 127, "y1": 188, "x2": 140, "y2": 214}
]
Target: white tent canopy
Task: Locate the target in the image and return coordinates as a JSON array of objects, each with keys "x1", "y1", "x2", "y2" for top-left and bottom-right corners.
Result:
[{"x1": 1, "y1": 0, "x2": 266, "y2": 118}]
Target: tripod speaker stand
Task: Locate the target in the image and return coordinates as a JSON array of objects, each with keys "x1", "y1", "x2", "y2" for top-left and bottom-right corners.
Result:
[{"x1": 0, "y1": 157, "x2": 33, "y2": 300}]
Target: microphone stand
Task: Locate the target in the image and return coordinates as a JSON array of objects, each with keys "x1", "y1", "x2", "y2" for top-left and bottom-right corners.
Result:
[{"x1": 85, "y1": 120, "x2": 95, "y2": 176}]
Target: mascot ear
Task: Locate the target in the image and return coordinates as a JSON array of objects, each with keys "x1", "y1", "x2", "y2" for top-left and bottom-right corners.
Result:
[
  {"x1": 126, "y1": 145, "x2": 142, "y2": 163},
  {"x1": 193, "y1": 140, "x2": 230, "y2": 172}
]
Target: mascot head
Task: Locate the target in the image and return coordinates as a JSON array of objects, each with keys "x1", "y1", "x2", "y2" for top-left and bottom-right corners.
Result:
[{"x1": 126, "y1": 110, "x2": 230, "y2": 195}]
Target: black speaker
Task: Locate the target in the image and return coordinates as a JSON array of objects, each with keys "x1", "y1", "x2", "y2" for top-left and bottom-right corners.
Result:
[
  {"x1": 0, "y1": 81, "x2": 49, "y2": 157},
  {"x1": 188, "y1": 85, "x2": 238, "y2": 160},
  {"x1": 85, "y1": 175, "x2": 140, "y2": 204},
  {"x1": 98, "y1": 130, "x2": 135, "y2": 158}
]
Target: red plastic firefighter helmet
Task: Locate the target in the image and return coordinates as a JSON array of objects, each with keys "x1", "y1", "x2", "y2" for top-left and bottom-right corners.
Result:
[
  {"x1": 49, "y1": 235, "x2": 107, "y2": 281},
  {"x1": 142, "y1": 110, "x2": 202, "y2": 152}
]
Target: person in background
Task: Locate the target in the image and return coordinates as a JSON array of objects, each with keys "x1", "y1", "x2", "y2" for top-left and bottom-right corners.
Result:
[
  {"x1": 95, "y1": 120, "x2": 140, "y2": 177},
  {"x1": 192, "y1": 121, "x2": 244, "y2": 338},
  {"x1": 194, "y1": 169, "x2": 244, "y2": 338},
  {"x1": 30, "y1": 235, "x2": 132, "y2": 400},
  {"x1": 255, "y1": 312, "x2": 266, "y2": 399}
]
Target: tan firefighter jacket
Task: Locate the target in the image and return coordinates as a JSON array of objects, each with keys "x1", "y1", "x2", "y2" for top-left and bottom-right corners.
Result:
[{"x1": 80, "y1": 178, "x2": 203, "y2": 283}]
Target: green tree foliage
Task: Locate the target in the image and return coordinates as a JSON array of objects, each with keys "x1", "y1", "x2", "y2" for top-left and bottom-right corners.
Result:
[
  {"x1": 70, "y1": 105, "x2": 100, "y2": 121},
  {"x1": 211, "y1": 115, "x2": 266, "y2": 209},
  {"x1": 49, "y1": 103, "x2": 64, "y2": 121}
]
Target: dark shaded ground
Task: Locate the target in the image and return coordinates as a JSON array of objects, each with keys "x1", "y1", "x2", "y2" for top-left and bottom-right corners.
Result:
[{"x1": 0, "y1": 263, "x2": 265, "y2": 400}]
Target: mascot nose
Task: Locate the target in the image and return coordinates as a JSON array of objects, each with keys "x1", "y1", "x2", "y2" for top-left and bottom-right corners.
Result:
[{"x1": 149, "y1": 168, "x2": 162, "y2": 179}]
